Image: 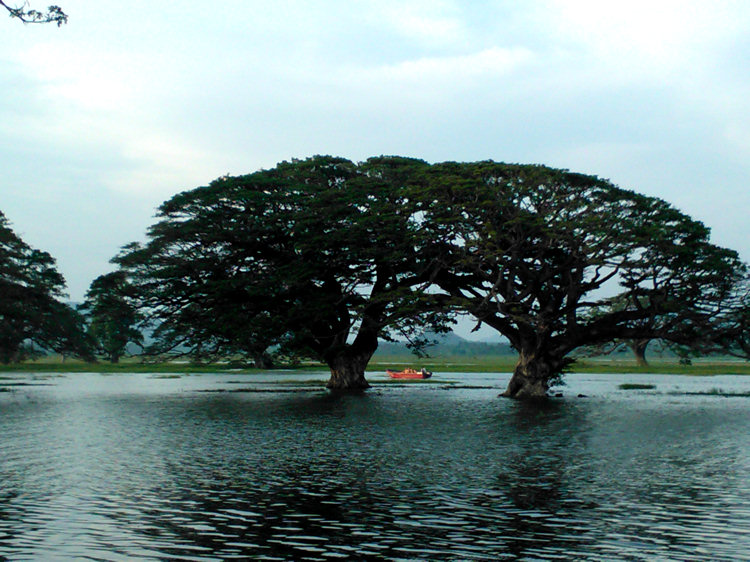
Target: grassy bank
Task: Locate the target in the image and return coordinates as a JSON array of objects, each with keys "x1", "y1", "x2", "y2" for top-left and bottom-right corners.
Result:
[
  {"x1": 2, "y1": 355, "x2": 749, "y2": 376},
  {"x1": 0, "y1": 358, "x2": 290, "y2": 374},
  {"x1": 570, "y1": 358, "x2": 750, "y2": 376},
  {"x1": 373, "y1": 355, "x2": 750, "y2": 375}
]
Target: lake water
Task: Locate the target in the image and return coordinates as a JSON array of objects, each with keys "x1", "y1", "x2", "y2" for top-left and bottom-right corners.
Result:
[{"x1": 1, "y1": 370, "x2": 749, "y2": 561}]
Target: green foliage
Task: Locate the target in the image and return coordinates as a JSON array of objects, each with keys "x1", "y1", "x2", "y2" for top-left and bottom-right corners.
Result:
[
  {"x1": 79, "y1": 271, "x2": 143, "y2": 363},
  {"x1": 0, "y1": 210, "x2": 92, "y2": 362},
  {"x1": 413, "y1": 161, "x2": 747, "y2": 394},
  {"x1": 115, "y1": 156, "x2": 453, "y2": 378},
  {"x1": 40, "y1": 300, "x2": 95, "y2": 361}
]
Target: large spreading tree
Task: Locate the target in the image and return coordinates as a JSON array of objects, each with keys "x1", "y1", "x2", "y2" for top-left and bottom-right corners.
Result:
[
  {"x1": 415, "y1": 161, "x2": 747, "y2": 397},
  {"x1": 0, "y1": 210, "x2": 92, "y2": 362},
  {"x1": 116, "y1": 156, "x2": 450, "y2": 388}
]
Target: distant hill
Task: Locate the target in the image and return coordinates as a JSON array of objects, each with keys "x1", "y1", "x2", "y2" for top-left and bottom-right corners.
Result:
[{"x1": 375, "y1": 331, "x2": 516, "y2": 359}]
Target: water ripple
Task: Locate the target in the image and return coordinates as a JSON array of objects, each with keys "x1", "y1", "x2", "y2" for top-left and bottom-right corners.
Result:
[{"x1": 1, "y1": 372, "x2": 749, "y2": 560}]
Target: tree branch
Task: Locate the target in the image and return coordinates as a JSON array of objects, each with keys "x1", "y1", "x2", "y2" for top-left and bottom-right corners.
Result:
[{"x1": 1, "y1": 1, "x2": 67, "y2": 25}]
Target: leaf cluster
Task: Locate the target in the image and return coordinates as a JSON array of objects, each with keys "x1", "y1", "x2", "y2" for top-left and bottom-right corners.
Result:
[{"x1": 1, "y1": 1, "x2": 67, "y2": 25}]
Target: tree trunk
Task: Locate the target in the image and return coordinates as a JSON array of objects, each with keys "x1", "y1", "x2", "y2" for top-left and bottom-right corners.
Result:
[
  {"x1": 629, "y1": 339, "x2": 649, "y2": 366},
  {"x1": 502, "y1": 351, "x2": 566, "y2": 399},
  {"x1": 0, "y1": 344, "x2": 22, "y2": 364},
  {"x1": 253, "y1": 352, "x2": 274, "y2": 370},
  {"x1": 326, "y1": 350, "x2": 372, "y2": 391},
  {"x1": 322, "y1": 317, "x2": 380, "y2": 391},
  {"x1": 109, "y1": 353, "x2": 120, "y2": 364}
]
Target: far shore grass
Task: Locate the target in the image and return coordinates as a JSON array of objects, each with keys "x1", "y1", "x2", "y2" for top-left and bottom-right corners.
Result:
[{"x1": 2, "y1": 354, "x2": 749, "y2": 376}]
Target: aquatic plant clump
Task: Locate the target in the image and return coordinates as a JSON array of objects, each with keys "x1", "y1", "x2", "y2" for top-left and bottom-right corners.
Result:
[{"x1": 618, "y1": 383, "x2": 657, "y2": 390}]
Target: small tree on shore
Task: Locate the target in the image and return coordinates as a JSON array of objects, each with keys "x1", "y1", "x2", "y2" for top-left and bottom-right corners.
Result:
[
  {"x1": 80, "y1": 271, "x2": 143, "y2": 363},
  {"x1": 41, "y1": 300, "x2": 95, "y2": 361}
]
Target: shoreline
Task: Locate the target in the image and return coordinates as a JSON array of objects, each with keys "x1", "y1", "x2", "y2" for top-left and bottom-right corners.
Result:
[{"x1": 2, "y1": 357, "x2": 749, "y2": 376}]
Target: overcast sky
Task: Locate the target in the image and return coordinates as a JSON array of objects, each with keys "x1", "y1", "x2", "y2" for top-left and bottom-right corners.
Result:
[{"x1": 2, "y1": 0, "x2": 749, "y2": 317}]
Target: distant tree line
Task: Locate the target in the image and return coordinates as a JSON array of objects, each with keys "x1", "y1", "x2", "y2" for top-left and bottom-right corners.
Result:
[{"x1": 2, "y1": 156, "x2": 748, "y2": 398}]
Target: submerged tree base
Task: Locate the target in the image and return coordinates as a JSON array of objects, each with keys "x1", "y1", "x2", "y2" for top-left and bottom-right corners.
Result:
[
  {"x1": 324, "y1": 349, "x2": 374, "y2": 391},
  {"x1": 501, "y1": 381, "x2": 549, "y2": 399},
  {"x1": 500, "y1": 354, "x2": 571, "y2": 399},
  {"x1": 326, "y1": 378, "x2": 371, "y2": 392},
  {"x1": 501, "y1": 375, "x2": 551, "y2": 399},
  {"x1": 325, "y1": 369, "x2": 371, "y2": 392}
]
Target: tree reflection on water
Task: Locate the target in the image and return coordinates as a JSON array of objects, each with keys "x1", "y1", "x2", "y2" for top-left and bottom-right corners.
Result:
[{"x1": 1, "y1": 374, "x2": 749, "y2": 559}]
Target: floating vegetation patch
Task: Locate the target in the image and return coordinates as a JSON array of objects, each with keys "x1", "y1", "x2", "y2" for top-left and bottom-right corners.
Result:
[
  {"x1": 224, "y1": 379, "x2": 328, "y2": 386},
  {"x1": 618, "y1": 383, "x2": 657, "y2": 390},
  {"x1": 273, "y1": 379, "x2": 329, "y2": 385},
  {"x1": 440, "y1": 385, "x2": 497, "y2": 390},
  {"x1": 669, "y1": 388, "x2": 750, "y2": 397},
  {"x1": 148, "y1": 374, "x2": 182, "y2": 379}
]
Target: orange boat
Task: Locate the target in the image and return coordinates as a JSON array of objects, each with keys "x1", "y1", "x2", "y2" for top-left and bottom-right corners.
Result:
[{"x1": 386, "y1": 368, "x2": 433, "y2": 379}]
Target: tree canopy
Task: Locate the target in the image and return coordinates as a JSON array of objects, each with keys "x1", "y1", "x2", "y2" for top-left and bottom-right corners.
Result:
[
  {"x1": 116, "y1": 156, "x2": 451, "y2": 388},
  {"x1": 1, "y1": 1, "x2": 67, "y2": 25},
  {"x1": 415, "y1": 161, "x2": 747, "y2": 396},
  {"x1": 0, "y1": 210, "x2": 91, "y2": 362}
]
